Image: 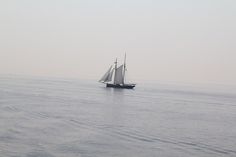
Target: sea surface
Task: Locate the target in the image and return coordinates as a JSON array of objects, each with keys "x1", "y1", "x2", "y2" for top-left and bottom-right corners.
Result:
[{"x1": 0, "y1": 76, "x2": 236, "y2": 157}]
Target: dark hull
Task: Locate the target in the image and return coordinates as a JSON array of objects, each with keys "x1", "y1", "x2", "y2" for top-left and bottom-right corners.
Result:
[{"x1": 106, "y1": 83, "x2": 135, "y2": 89}]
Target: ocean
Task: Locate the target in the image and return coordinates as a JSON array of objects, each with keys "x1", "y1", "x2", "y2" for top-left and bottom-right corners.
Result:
[{"x1": 0, "y1": 76, "x2": 236, "y2": 157}]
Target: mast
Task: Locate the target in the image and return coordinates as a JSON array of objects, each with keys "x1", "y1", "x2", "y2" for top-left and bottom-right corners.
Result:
[{"x1": 123, "y1": 53, "x2": 126, "y2": 84}]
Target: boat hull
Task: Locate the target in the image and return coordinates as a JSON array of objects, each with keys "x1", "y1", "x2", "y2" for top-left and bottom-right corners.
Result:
[{"x1": 106, "y1": 83, "x2": 135, "y2": 89}]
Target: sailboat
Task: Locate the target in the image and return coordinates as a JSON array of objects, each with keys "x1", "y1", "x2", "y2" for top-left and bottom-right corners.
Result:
[{"x1": 99, "y1": 54, "x2": 136, "y2": 89}]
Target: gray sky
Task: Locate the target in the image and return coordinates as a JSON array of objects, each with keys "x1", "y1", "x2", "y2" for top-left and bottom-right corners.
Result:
[{"x1": 0, "y1": 0, "x2": 236, "y2": 85}]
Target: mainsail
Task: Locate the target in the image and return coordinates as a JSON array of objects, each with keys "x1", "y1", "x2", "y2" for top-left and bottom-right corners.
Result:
[
  {"x1": 114, "y1": 65, "x2": 124, "y2": 84},
  {"x1": 99, "y1": 66, "x2": 113, "y2": 82}
]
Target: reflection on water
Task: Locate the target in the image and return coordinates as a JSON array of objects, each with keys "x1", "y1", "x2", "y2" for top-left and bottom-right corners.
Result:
[{"x1": 0, "y1": 77, "x2": 236, "y2": 157}]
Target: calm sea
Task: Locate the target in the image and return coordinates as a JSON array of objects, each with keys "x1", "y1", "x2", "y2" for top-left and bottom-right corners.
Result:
[{"x1": 0, "y1": 76, "x2": 236, "y2": 157}]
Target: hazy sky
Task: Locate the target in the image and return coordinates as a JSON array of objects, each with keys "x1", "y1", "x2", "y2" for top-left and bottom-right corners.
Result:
[{"x1": 0, "y1": 0, "x2": 236, "y2": 85}]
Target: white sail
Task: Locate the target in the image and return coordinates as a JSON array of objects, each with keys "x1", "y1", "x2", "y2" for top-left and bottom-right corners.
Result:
[
  {"x1": 114, "y1": 65, "x2": 124, "y2": 84},
  {"x1": 99, "y1": 66, "x2": 112, "y2": 82},
  {"x1": 107, "y1": 68, "x2": 114, "y2": 82}
]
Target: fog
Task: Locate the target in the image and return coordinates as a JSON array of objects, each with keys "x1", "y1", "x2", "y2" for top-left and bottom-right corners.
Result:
[{"x1": 0, "y1": 0, "x2": 236, "y2": 85}]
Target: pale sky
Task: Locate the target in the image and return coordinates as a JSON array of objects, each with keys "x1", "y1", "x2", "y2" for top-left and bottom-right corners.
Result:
[{"x1": 0, "y1": 0, "x2": 236, "y2": 85}]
